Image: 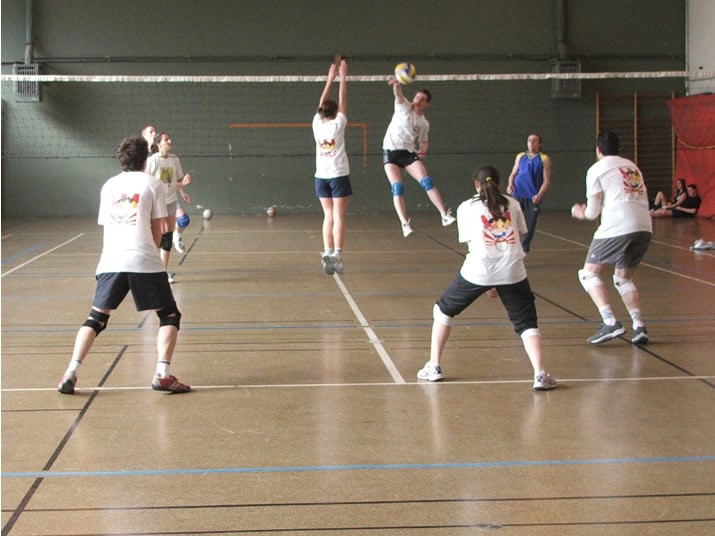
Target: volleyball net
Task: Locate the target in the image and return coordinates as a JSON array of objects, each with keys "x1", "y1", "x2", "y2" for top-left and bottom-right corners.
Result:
[
  {"x1": 2, "y1": 70, "x2": 708, "y2": 161},
  {"x1": 2, "y1": 70, "x2": 712, "y2": 214}
]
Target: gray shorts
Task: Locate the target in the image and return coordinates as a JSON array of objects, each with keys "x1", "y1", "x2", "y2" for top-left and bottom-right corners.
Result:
[{"x1": 586, "y1": 231, "x2": 652, "y2": 268}]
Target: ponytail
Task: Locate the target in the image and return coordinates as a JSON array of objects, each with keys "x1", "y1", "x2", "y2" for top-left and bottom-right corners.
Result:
[{"x1": 473, "y1": 165, "x2": 509, "y2": 219}]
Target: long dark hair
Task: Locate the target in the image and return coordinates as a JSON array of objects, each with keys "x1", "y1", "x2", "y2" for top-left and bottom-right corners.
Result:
[{"x1": 473, "y1": 165, "x2": 509, "y2": 220}]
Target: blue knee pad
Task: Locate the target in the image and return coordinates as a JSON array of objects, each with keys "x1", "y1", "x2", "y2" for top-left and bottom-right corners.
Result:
[
  {"x1": 176, "y1": 212, "x2": 190, "y2": 229},
  {"x1": 420, "y1": 176, "x2": 434, "y2": 191},
  {"x1": 391, "y1": 182, "x2": 405, "y2": 196}
]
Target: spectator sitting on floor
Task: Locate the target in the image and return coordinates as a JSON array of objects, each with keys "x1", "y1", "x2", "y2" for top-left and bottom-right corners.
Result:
[
  {"x1": 650, "y1": 178, "x2": 686, "y2": 212},
  {"x1": 651, "y1": 184, "x2": 701, "y2": 218}
]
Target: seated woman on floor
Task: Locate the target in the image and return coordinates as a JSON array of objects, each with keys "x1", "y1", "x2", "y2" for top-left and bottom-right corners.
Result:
[
  {"x1": 651, "y1": 184, "x2": 701, "y2": 218},
  {"x1": 651, "y1": 178, "x2": 687, "y2": 212}
]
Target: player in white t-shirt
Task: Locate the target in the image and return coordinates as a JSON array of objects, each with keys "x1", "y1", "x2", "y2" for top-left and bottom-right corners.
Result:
[
  {"x1": 145, "y1": 132, "x2": 192, "y2": 282},
  {"x1": 382, "y1": 80, "x2": 455, "y2": 237},
  {"x1": 313, "y1": 60, "x2": 351, "y2": 275},
  {"x1": 57, "y1": 136, "x2": 190, "y2": 395},
  {"x1": 571, "y1": 130, "x2": 652, "y2": 345},
  {"x1": 416, "y1": 165, "x2": 557, "y2": 391}
]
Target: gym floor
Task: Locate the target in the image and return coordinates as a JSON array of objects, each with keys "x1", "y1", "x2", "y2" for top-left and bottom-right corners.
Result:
[{"x1": 2, "y1": 212, "x2": 714, "y2": 535}]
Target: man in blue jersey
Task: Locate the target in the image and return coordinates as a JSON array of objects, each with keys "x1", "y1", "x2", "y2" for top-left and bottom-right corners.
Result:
[{"x1": 507, "y1": 133, "x2": 552, "y2": 252}]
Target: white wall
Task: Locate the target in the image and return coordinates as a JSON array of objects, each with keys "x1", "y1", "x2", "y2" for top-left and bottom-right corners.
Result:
[{"x1": 687, "y1": 0, "x2": 715, "y2": 94}]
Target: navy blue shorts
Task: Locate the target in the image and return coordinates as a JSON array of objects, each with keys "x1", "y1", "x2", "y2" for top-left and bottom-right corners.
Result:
[
  {"x1": 93, "y1": 272, "x2": 176, "y2": 311},
  {"x1": 315, "y1": 175, "x2": 352, "y2": 198},
  {"x1": 383, "y1": 149, "x2": 420, "y2": 168}
]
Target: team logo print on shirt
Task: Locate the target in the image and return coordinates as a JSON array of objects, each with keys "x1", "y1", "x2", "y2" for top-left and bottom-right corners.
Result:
[
  {"x1": 620, "y1": 167, "x2": 645, "y2": 195},
  {"x1": 481, "y1": 212, "x2": 516, "y2": 252},
  {"x1": 110, "y1": 193, "x2": 140, "y2": 225},
  {"x1": 157, "y1": 167, "x2": 174, "y2": 185},
  {"x1": 319, "y1": 139, "x2": 337, "y2": 157}
]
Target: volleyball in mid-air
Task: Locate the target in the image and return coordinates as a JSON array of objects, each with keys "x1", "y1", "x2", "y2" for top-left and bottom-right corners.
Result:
[
  {"x1": 394, "y1": 62, "x2": 416, "y2": 85},
  {"x1": 203, "y1": 208, "x2": 213, "y2": 220}
]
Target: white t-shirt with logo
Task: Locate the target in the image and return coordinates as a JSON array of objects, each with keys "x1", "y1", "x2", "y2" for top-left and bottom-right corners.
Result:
[
  {"x1": 382, "y1": 100, "x2": 429, "y2": 152},
  {"x1": 312, "y1": 112, "x2": 350, "y2": 179},
  {"x1": 146, "y1": 152, "x2": 184, "y2": 205},
  {"x1": 586, "y1": 155, "x2": 652, "y2": 238},
  {"x1": 457, "y1": 195, "x2": 528, "y2": 286},
  {"x1": 95, "y1": 171, "x2": 167, "y2": 274}
]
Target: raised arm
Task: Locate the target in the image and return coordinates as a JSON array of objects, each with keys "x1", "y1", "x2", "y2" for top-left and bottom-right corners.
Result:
[
  {"x1": 388, "y1": 76, "x2": 408, "y2": 104},
  {"x1": 337, "y1": 60, "x2": 347, "y2": 115},
  {"x1": 318, "y1": 63, "x2": 337, "y2": 108}
]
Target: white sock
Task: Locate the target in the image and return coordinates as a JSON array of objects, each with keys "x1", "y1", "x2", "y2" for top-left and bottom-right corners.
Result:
[
  {"x1": 598, "y1": 305, "x2": 616, "y2": 326},
  {"x1": 629, "y1": 309, "x2": 644, "y2": 329},
  {"x1": 66, "y1": 359, "x2": 81, "y2": 375},
  {"x1": 155, "y1": 361, "x2": 170, "y2": 378}
]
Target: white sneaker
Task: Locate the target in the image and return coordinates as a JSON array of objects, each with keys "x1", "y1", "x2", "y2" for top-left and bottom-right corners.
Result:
[
  {"x1": 321, "y1": 251, "x2": 334, "y2": 275},
  {"x1": 402, "y1": 219, "x2": 414, "y2": 238},
  {"x1": 167, "y1": 272, "x2": 175, "y2": 284},
  {"x1": 173, "y1": 234, "x2": 186, "y2": 254},
  {"x1": 533, "y1": 372, "x2": 557, "y2": 391},
  {"x1": 417, "y1": 361, "x2": 443, "y2": 381},
  {"x1": 331, "y1": 250, "x2": 344, "y2": 274},
  {"x1": 441, "y1": 209, "x2": 456, "y2": 226}
]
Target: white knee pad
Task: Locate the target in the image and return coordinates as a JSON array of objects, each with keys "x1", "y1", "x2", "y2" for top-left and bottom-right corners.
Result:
[
  {"x1": 578, "y1": 269, "x2": 604, "y2": 293},
  {"x1": 433, "y1": 303, "x2": 453, "y2": 326},
  {"x1": 520, "y1": 328, "x2": 541, "y2": 341},
  {"x1": 613, "y1": 275, "x2": 636, "y2": 296}
]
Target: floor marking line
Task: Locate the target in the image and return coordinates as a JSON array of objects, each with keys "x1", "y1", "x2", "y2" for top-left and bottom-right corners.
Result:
[
  {"x1": 1, "y1": 234, "x2": 85, "y2": 278},
  {"x1": 332, "y1": 273, "x2": 405, "y2": 384},
  {"x1": 539, "y1": 231, "x2": 715, "y2": 287},
  {"x1": 4, "y1": 455, "x2": 715, "y2": 479}
]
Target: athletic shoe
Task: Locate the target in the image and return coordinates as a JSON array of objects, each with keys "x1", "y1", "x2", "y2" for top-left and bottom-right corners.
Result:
[
  {"x1": 587, "y1": 322, "x2": 626, "y2": 345},
  {"x1": 417, "y1": 361, "x2": 443, "y2": 381},
  {"x1": 58, "y1": 373, "x2": 77, "y2": 395},
  {"x1": 321, "y1": 251, "x2": 334, "y2": 275},
  {"x1": 167, "y1": 272, "x2": 175, "y2": 284},
  {"x1": 152, "y1": 374, "x2": 191, "y2": 393},
  {"x1": 533, "y1": 372, "x2": 558, "y2": 391},
  {"x1": 173, "y1": 234, "x2": 186, "y2": 254},
  {"x1": 331, "y1": 251, "x2": 344, "y2": 274},
  {"x1": 631, "y1": 326, "x2": 649, "y2": 345},
  {"x1": 441, "y1": 209, "x2": 456, "y2": 227},
  {"x1": 402, "y1": 219, "x2": 414, "y2": 238}
]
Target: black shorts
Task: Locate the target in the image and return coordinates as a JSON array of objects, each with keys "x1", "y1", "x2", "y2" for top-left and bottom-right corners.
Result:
[
  {"x1": 383, "y1": 149, "x2": 420, "y2": 168},
  {"x1": 586, "y1": 231, "x2": 652, "y2": 268},
  {"x1": 93, "y1": 272, "x2": 176, "y2": 311},
  {"x1": 437, "y1": 273, "x2": 538, "y2": 335}
]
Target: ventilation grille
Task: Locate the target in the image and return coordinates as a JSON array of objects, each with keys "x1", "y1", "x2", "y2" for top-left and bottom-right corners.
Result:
[
  {"x1": 550, "y1": 59, "x2": 581, "y2": 99},
  {"x1": 13, "y1": 63, "x2": 42, "y2": 102}
]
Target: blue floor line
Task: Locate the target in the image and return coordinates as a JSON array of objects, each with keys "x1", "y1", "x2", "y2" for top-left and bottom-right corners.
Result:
[{"x1": 4, "y1": 455, "x2": 714, "y2": 479}]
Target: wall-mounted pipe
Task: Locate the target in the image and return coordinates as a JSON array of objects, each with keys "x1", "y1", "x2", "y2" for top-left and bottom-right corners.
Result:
[
  {"x1": 556, "y1": 0, "x2": 568, "y2": 60},
  {"x1": 24, "y1": 0, "x2": 34, "y2": 64}
]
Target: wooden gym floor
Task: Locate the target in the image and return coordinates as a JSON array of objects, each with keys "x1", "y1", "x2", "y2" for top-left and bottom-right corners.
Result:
[{"x1": 2, "y1": 212, "x2": 714, "y2": 535}]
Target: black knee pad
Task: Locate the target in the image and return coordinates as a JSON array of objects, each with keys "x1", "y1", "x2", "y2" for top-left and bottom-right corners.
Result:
[
  {"x1": 82, "y1": 309, "x2": 110, "y2": 336},
  {"x1": 160, "y1": 232, "x2": 173, "y2": 251},
  {"x1": 157, "y1": 303, "x2": 181, "y2": 330}
]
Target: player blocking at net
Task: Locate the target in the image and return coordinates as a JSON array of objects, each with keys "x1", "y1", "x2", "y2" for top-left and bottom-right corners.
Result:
[
  {"x1": 312, "y1": 57, "x2": 352, "y2": 275},
  {"x1": 382, "y1": 68, "x2": 455, "y2": 237},
  {"x1": 57, "y1": 135, "x2": 191, "y2": 395}
]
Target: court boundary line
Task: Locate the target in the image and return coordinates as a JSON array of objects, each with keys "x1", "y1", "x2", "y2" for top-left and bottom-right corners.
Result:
[
  {"x1": 3, "y1": 375, "x2": 714, "y2": 393},
  {"x1": 3, "y1": 454, "x2": 715, "y2": 479},
  {"x1": 332, "y1": 273, "x2": 405, "y2": 383},
  {"x1": 1, "y1": 234, "x2": 84, "y2": 278}
]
